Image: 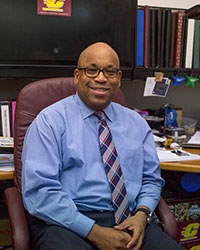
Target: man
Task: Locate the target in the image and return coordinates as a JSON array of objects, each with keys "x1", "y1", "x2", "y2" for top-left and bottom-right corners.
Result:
[{"x1": 22, "y1": 42, "x2": 184, "y2": 250}]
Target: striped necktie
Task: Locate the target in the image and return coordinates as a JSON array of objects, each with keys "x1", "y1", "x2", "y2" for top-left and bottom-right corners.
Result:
[{"x1": 95, "y1": 111, "x2": 130, "y2": 224}]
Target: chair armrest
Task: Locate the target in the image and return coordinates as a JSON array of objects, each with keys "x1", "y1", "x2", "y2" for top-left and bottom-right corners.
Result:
[
  {"x1": 155, "y1": 197, "x2": 179, "y2": 242},
  {"x1": 4, "y1": 187, "x2": 29, "y2": 250}
]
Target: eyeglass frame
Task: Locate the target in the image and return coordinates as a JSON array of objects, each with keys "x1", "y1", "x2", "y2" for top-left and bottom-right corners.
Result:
[{"x1": 77, "y1": 67, "x2": 120, "y2": 78}]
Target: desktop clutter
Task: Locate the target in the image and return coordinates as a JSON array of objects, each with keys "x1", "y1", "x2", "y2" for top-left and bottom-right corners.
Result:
[
  {"x1": 136, "y1": 104, "x2": 200, "y2": 199},
  {"x1": 135, "y1": 103, "x2": 200, "y2": 162},
  {"x1": 0, "y1": 137, "x2": 14, "y2": 171}
]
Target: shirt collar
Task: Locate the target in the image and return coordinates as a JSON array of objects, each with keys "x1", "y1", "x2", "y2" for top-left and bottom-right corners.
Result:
[{"x1": 74, "y1": 93, "x2": 113, "y2": 122}]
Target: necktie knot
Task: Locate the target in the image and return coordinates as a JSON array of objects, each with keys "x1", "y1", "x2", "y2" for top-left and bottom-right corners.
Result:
[{"x1": 94, "y1": 111, "x2": 105, "y2": 121}]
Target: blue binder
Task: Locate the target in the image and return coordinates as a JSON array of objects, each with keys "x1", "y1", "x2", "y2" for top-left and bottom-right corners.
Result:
[{"x1": 136, "y1": 9, "x2": 144, "y2": 66}]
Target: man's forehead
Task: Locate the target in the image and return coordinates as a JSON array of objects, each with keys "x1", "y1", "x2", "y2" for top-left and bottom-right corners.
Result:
[{"x1": 78, "y1": 46, "x2": 119, "y2": 67}]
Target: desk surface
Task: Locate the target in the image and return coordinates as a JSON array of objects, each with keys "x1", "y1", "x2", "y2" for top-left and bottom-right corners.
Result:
[{"x1": 1, "y1": 149, "x2": 200, "y2": 180}]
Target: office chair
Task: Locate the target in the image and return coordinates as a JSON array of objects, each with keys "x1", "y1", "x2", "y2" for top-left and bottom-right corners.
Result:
[{"x1": 4, "y1": 77, "x2": 179, "y2": 250}]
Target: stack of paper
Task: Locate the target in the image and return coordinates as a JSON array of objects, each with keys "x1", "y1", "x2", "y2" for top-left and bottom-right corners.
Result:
[
  {"x1": 157, "y1": 148, "x2": 200, "y2": 162},
  {"x1": 182, "y1": 131, "x2": 200, "y2": 148},
  {"x1": 0, "y1": 154, "x2": 14, "y2": 171}
]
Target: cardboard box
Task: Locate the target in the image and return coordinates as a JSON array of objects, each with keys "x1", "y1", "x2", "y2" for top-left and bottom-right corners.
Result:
[
  {"x1": 178, "y1": 220, "x2": 200, "y2": 244},
  {"x1": 0, "y1": 205, "x2": 12, "y2": 247},
  {"x1": 180, "y1": 240, "x2": 200, "y2": 250},
  {"x1": 0, "y1": 218, "x2": 12, "y2": 246},
  {"x1": 167, "y1": 198, "x2": 200, "y2": 223},
  {"x1": 166, "y1": 198, "x2": 200, "y2": 249}
]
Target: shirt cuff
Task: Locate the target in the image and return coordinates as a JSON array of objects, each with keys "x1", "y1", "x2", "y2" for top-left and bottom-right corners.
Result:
[
  {"x1": 136, "y1": 197, "x2": 160, "y2": 212},
  {"x1": 68, "y1": 212, "x2": 95, "y2": 238}
]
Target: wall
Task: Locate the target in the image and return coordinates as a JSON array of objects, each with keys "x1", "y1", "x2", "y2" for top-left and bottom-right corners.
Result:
[
  {"x1": 121, "y1": 80, "x2": 200, "y2": 127},
  {"x1": 121, "y1": 0, "x2": 200, "y2": 127},
  {"x1": 138, "y1": 0, "x2": 199, "y2": 9}
]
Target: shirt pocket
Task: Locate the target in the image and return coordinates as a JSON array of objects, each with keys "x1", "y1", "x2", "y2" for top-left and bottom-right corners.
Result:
[{"x1": 119, "y1": 148, "x2": 143, "y2": 181}]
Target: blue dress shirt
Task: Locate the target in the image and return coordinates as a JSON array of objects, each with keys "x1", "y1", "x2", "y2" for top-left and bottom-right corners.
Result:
[{"x1": 22, "y1": 93, "x2": 164, "y2": 238}]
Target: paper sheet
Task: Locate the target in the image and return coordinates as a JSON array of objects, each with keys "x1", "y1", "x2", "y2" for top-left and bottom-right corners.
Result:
[
  {"x1": 0, "y1": 165, "x2": 14, "y2": 171},
  {"x1": 144, "y1": 77, "x2": 171, "y2": 97},
  {"x1": 187, "y1": 131, "x2": 200, "y2": 144}
]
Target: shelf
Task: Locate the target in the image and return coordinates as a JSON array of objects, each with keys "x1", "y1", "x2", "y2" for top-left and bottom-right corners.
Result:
[
  {"x1": 0, "y1": 64, "x2": 133, "y2": 81},
  {"x1": 134, "y1": 67, "x2": 200, "y2": 80}
]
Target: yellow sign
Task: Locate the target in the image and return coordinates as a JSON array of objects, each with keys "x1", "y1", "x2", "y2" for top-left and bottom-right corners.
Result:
[
  {"x1": 43, "y1": 0, "x2": 65, "y2": 12},
  {"x1": 180, "y1": 222, "x2": 200, "y2": 242},
  {"x1": 37, "y1": 0, "x2": 71, "y2": 16},
  {"x1": 190, "y1": 246, "x2": 200, "y2": 250}
]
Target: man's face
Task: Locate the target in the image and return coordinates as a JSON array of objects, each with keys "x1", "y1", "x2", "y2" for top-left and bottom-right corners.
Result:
[{"x1": 74, "y1": 44, "x2": 122, "y2": 111}]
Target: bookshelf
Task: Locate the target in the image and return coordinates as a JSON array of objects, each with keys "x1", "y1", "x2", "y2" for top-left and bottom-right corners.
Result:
[
  {"x1": 135, "y1": 4, "x2": 200, "y2": 80},
  {"x1": 134, "y1": 67, "x2": 200, "y2": 80}
]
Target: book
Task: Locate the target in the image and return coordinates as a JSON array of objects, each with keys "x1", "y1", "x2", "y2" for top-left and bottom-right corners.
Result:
[
  {"x1": 0, "y1": 101, "x2": 12, "y2": 138},
  {"x1": 173, "y1": 10, "x2": 184, "y2": 68},
  {"x1": 185, "y1": 19, "x2": 195, "y2": 68},
  {"x1": 192, "y1": 20, "x2": 200, "y2": 68},
  {"x1": 143, "y1": 5, "x2": 149, "y2": 67},
  {"x1": 136, "y1": 9, "x2": 144, "y2": 66}
]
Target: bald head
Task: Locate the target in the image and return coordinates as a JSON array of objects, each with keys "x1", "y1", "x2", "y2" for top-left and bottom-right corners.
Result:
[
  {"x1": 74, "y1": 42, "x2": 122, "y2": 111},
  {"x1": 77, "y1": 42, "x2": 120, "y2": 69}
]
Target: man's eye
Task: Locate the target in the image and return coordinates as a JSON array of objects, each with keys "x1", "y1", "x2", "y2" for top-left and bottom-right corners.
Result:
[
  {"x1": 105, "y1": 70, "x2": 116, "y2": 76},
  {"x1": 86, "y1": 69, "x2": 98, "y2": 74}
]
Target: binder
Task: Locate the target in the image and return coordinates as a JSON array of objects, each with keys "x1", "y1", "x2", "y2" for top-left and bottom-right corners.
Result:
[
  {"x1": 143, "y1": 5, "x2": 149, "y2": 67},
  {"x1": 160, "y1": 9, "x2": 167, "y2": 68},
  {"x1": 164, "y1": 9, "x2": 172, "y2": 67},
  {"x1": 192, "y1": 20, "x2": 200, "y2": 68},
  {"x1": 185, "y1": 19, "x2": 195, "y2": 68},
  {"x1": 173, "y1": 11, "x2": 184, "y2": 68},
  {"x1": 136, "y1": 9, "x2": 144, "y2": 66},
  {"x1": 0, "y1": 101, "x2": 12, "y2": 137},
  {"x1": 169, "y1": 12, "x2": 177, "y2": 68}
]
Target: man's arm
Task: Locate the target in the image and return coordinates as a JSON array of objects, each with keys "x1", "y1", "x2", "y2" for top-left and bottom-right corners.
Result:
[
  {"x1": 114, "y1": 120, "x2": 164, "y2": 250},
  {"x1": 136, "y1": 127, "x2": 165, "y2": 211},
  {"x1": 22, "y1": 112, "x2": 95, "y2": 238}
]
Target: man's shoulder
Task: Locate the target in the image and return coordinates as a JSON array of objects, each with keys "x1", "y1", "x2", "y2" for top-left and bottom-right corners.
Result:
[
  {"x1": 111, "y1": 102, "x2": 141, "y2": 118},
  {"x1": 40, "y1": 95, "x2": 75, "y2": 114}
]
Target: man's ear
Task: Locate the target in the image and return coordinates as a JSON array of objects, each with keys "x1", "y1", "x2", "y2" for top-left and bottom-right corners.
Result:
[
  {"x1": 73, "y1": 68, "x2": 80, "y2": 85},
  {"x1": 118, "y1": 70, "x2": 122, "y2": 88}
]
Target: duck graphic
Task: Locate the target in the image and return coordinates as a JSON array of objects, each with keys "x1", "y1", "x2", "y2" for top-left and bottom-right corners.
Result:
[{"x1": 43, "y1": 0, "x2": 65, "y2": 12}]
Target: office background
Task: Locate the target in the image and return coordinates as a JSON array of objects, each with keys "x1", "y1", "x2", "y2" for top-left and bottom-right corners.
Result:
[{"x1": 0, "y1": 0, "x2": 199, "y2": 126}]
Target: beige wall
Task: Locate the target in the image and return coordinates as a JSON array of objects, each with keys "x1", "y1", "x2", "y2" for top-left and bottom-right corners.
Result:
[{"x1": 138, "y1": 0, "x2": 199, "y2": 9}]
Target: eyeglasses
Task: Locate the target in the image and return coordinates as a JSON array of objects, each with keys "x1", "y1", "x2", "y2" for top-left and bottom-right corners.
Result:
[{"x1": 77, "y1": 67, "x2": 120, "y2": 78}]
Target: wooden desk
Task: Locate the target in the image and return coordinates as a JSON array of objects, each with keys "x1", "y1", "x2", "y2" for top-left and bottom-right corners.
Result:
[
  {"x1": 0, "y1": 148, "x2": 200, "y2": 180},
  {"x1": 160, "y1": 148, "x2": 200, "y2": 173}
]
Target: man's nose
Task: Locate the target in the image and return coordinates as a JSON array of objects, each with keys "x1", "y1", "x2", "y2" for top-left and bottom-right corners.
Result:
[{"x1": 94, "y1": 71, "x2": 107, "y2": 82}]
